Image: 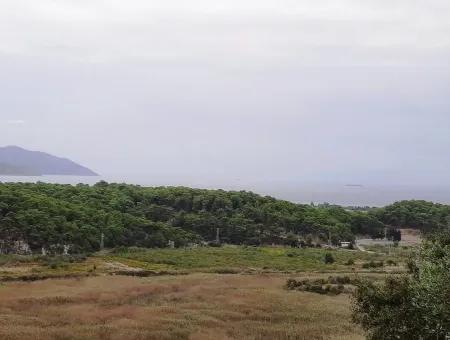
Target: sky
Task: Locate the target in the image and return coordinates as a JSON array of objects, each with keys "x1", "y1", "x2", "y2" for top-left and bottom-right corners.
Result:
[{"x1": 0, "y1": 0, "x2": 449, "y2": 188}]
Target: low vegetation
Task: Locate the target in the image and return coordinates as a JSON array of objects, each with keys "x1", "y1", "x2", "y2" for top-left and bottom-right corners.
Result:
[
  {"x1": 352, "y1": 231, "x2": 450, "y2": 339},
  {"x1": 375, "y1": 200, "x2": 450, "y2": 233},
  {"x1": 361, "y1": 261, "x2": 384, "y2": 269},
  {"x1": 105, "y1": 246, "x2": 403, "y2": 274},
  {"x1": 286, "y1": 276, "x2": 360, "y2": 295},
  {"x1": 0, "y1": 274, "x2": 366, "y2": 340},
  {"x1": 0, "y1": 245, "x2": 409, "y2": 286},
  {"x1": 0, "y1": 239, "x2": 431, "y2": 339}
]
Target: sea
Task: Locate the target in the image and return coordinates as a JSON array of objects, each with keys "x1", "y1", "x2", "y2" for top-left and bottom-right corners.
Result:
[{"x1": 1, "y1": 175, "x2": 449, "y2": 207}]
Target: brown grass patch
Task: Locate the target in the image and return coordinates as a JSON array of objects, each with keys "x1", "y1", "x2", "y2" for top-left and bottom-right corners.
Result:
[{"x1": 0, "y1": 274, "x2": 364, "y2": 340}]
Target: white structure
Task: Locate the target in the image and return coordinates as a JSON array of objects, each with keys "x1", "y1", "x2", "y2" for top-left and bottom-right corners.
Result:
[
  {"x1": 13, "y1": 240, "x2": 31, "y2": 254},
  {"x1": 340, "y1": 241, "x2": 352, "y2": 249},
  {"x1": 63, "y1": 244, "x2": 71, "y2": 255}
]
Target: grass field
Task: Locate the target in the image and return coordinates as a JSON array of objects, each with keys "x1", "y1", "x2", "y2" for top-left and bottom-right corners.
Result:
[
  {"x1": 104, "y1": 245, "x2": 410, "y2": 274},
  {"x1": 0, "y1": 246, "x2": 414, "y2": 339},
  {"x1": 0, "y1": 274, "x2": 365, "y2": 340}
]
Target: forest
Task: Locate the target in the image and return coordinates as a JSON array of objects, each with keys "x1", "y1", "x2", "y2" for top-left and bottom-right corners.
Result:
[{"x1": 0, "y1": 181, "x2": 448, "y2": 253}]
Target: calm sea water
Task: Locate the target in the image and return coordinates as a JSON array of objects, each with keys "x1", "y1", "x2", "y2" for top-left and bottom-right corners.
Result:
[{"x1": 1, "y1": 175, "x2": 449, "y2": 207}]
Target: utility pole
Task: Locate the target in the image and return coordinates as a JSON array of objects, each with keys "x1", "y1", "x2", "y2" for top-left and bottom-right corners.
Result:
[
  {"x1": 100, "y1": 233, "x2": 105, "y2": 250},
  {"x1": 101, "y1": 214, "x2": 110, "y2": 252},
  {"x1": 216, "y1": 228, "x2": 220, "y2": 244}
]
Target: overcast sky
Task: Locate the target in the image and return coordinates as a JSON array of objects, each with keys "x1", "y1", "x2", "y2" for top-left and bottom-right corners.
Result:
[{"x1": 1, "y1": 0, "x2": 449, "y2": 187}]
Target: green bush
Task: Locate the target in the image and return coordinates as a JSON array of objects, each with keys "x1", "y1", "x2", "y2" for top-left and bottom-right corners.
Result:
[
  {"x1": 362, "y1": 261, "x2": 384, "y2": 269},
  {"x1": 353, "y1": 231, "x2": 450, "y2": 339},
  {"x1": 286, "y1": 277, "x2": 353, "y2": 295},
  {"x1": 324, "y1": 253, "x2": 335, "y2": 264},
  {"x1": 345, "y1": 259, "x2": 355, "y2": 266},
  {"x1": 328, "y1": 276, "x2": 351, "y2": 284},
  {"x1": 285, "y1": 278, "x2": 301, "y2": 290}
]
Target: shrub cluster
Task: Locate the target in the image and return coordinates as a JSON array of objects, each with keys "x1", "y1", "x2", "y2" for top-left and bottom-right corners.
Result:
[
  {"x1": 352, "y1": 230, "x2": 450, "y2": 339},
  {"x1": 324, "y1": 253, "x2": 335, "y2": 264},
  {"x1": 345, "y1": 258, "x2": 355, "y2": 266},
  {"x1": 385, "y1": 259, "x2": 397, "y2": 266},
  {"x1": 362, "y1": 261, "x2": 384, "y2": 269},
  {"x1": 286, "y1": 276, "x2": 357, "y2": 295}
]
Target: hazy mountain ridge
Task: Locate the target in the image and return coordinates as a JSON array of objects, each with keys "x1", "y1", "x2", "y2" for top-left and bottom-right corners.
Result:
[
  {"x1": 0, "y1": 146, "x2": 98, "y2": 176},
  {"x1": 0, "y1": 162, "x2": 41, "y2": 176}
]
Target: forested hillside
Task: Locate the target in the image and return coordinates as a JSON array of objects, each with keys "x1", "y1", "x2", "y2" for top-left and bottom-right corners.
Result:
[
  {"x1": 375, "y1": 200, "x2": 450, "y2": 232},
  {"x1": 0, "y1": 182, "x2": 448, "y2": 253}
]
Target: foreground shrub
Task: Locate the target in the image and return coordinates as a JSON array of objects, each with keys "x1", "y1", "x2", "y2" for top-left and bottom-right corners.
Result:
[
  {"x1": 328, "y1": 275, "x2": 351, "y2": 284},
  {"x1": 324, "y1": 253, "x2": 335, "y2": 264},
  {"x1": 353, "y1": 277, "x2": 423, "y2": 339},
  {"x1": 352, "y1": 231, "x2": 450, "y2": 339}
]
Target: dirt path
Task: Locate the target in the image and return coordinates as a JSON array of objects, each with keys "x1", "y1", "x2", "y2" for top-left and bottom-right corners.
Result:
[
  {"x1": 355, "y1": 240, "x2": 375, "y2": 253},
  {"x1": 103, "y1": 261, "x2": 142, "y2": 272}
]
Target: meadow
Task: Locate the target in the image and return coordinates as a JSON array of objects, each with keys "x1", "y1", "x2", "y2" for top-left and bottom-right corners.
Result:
[
  {"x1": 0, "y1": 246, "x2": 413, "y2": 339},
  {"x1": 105, "y1": 246, "x2": 409, "y2": 273}
]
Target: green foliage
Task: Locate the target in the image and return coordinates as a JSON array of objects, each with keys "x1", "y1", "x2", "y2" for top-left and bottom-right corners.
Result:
[
  {"x1": 352, "y1": 276, "x2": 420, "y2": 339},
  {"x1": 386, "y1": 228, "x2": 402, "y2": 241},
  {"x1": 0, "y1": 183, "x2": 448, "y2": 253},
  {"x1": 349, "y1": 212, "x2": 385, "y2": 238},
  {"x1": 106, "y1": 246, "x2": 381, "y2": 272},
  {"x1": 0, "y1": 182, "x2": 359, "y2": 252},
  {"x1": 376, "y1": 200, "x2": 450, "y2": 233},
  {"x1": 352, "y1": 231, "x2": 450, "y2": 339},
  {"x1": 286, "y1": 276, "x2": 355, "y2": 295},
  {"x1": 42, "y1": 254, "x2": 88, "y2": 269},
  {"x1": 324, "y1": 253, "x2": 335, "y2": 264},
  {"x1": 345, "y1": 258, "x2": 355, "y2": 266},
  {"x1": 361, "y1": 261, "x2": 384, "y2": 269}
]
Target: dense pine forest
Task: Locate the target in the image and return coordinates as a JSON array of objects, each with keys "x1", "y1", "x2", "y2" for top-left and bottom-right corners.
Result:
[{"x1": 0, "y1": 182, "x2": 449, "y2": 253}]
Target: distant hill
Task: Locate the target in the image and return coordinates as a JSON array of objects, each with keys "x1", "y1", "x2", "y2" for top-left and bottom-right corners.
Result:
[
  {"x1": 0, "y1": 162, "x2": 41, "y2": 176},
  {"x1": 0, "y1": 146, "x2": 98, "y2": 176}
]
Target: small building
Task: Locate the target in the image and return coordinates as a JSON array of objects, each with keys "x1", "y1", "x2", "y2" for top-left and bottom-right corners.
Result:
[{"x1": 340, "y1": 241, "x2": 352, "y2": 249}]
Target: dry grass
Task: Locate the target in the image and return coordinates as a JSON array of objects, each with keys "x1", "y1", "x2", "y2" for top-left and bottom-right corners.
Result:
[
  {"x1": 399, "y1": 228, "x2": 422, "y2": 245},
  {"x1": 0, "y1": 246, "x2": 409, "y2": 339},
  {"x1": 0, "y1": 274, "x2": 364, "y2": 340}
]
